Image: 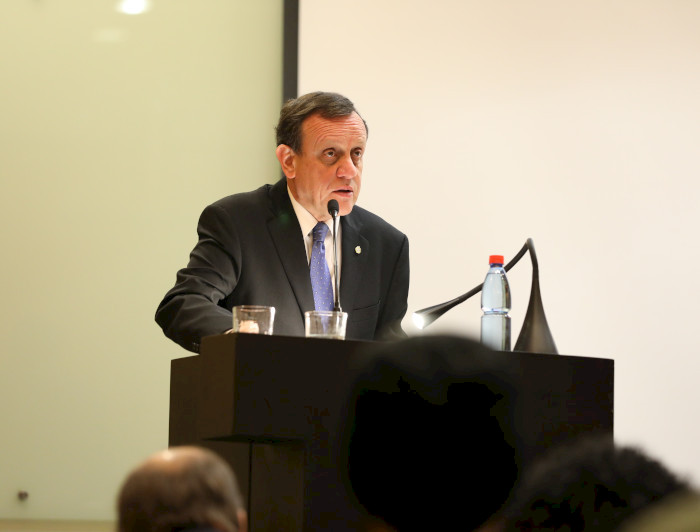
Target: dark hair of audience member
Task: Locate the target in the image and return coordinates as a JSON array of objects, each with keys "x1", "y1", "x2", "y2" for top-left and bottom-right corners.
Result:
[{"x1": 499, "y1": 434, "x2": 690, "y2": 532}]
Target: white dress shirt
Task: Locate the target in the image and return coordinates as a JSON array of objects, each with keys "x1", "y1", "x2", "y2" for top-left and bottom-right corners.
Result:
[{"x1": 288, "y1": 187, "x2": 342, "y2": 293}]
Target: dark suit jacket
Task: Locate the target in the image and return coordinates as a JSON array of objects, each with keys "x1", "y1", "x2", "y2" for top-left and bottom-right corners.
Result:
[{"x1": 156, "y1": 179, "x2": 410, "y2": 352}]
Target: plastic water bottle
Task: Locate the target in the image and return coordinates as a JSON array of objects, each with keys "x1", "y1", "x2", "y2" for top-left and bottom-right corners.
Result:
[{"x1": 480, "y1": 255, "x2": 511, "y2": 351}]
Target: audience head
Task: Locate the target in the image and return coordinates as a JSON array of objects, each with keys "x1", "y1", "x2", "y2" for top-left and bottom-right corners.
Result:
[
  {"x1": 499, "y1": 434, "x2": 690, "y2": 532},
  {"x1": 339, "y1": 334, "x2": 519, "y2": 531},
  {"x1": 117, "y1": 446, "x2": 247, "y2": 532}
]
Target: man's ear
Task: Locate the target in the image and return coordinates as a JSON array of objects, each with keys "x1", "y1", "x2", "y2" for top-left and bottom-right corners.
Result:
[{"x1": 275, "y1": 144, "x2": 296, "y2": 179}]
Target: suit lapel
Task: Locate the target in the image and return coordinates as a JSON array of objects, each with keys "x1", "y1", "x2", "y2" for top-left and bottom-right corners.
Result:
[
  {"x1": 266, "y1": 180, "x2": 316, "y2": 317},
  {"x1": 339, "y1": 213, "x2": 369, "y2": 313}
]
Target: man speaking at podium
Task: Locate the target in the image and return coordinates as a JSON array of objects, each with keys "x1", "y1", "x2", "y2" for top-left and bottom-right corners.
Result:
[{"x1": 156, "y1": 92, "x2": 410, "y2": 352}]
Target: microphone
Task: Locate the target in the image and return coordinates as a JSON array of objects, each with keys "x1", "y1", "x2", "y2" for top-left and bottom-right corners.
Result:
[
  {"x1": 328, "y1": 199, "x2": 339, "y2": 218},
  {"x1": 327, "y1": 200, "x2": 342, "y2": 312}
]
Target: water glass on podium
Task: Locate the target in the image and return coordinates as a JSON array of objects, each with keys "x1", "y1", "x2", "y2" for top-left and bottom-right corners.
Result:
[
  {"x1": 304, "y1": 310, "x2": 347, "y2": 340},
  {"x1": 232, "y1": 305, "x2": 275, "y2": 335}
]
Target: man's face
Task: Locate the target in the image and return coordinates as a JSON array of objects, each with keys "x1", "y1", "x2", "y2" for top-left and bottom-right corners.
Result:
[{"x1": 278, "y1": 112, "x2": 366, "y2": 221}]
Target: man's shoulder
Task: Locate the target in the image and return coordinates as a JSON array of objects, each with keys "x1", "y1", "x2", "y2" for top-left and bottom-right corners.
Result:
[
  {"x1": 202, "y1": 179, "x2": 289, "y2": 218},
  {"x1": 209, "y1": 180, "x2": 279, "y2": 209},
  {"x1": 348, "y1": 204, "x2": 406, "y2": 240}
]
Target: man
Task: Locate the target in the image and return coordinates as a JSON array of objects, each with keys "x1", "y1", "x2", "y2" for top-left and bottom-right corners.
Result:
[
  {"x1": 156, "y1": 92, "x2": 409, "y2": 352},
  {"x1": 117, "y1": 446, "x2": 247, "y2": 532}
]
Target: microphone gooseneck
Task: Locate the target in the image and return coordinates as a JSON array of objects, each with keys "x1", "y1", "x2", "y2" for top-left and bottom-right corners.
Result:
[{"x1": 327, "y1": 200, "x2": 342, "y2": 312}]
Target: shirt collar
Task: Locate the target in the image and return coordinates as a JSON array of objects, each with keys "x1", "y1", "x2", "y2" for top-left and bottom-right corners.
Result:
[{"x1": 288, "y1": 186, "x2": 332, "y2": 237}]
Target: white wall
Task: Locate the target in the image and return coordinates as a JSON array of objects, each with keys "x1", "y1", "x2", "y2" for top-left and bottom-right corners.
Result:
[
  {"x1": 300, "y1": 0, "x2": 700, "y2": 486},
  {"x1": 0, "y1": 0, "x2": 282, "y2": 521}
]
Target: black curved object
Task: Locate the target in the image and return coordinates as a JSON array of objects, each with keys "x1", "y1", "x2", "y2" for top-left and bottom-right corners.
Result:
[{"x1": 412, "y1": 238, "x2": 558, "y2": 354}]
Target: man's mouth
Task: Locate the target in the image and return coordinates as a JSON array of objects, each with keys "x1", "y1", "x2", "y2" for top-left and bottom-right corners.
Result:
[{"x1": 333, "y1": 188, "x2": 354, "y2": 197}]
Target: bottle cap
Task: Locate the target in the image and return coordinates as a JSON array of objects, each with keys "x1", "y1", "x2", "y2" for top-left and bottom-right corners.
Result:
[{"x1": 489, "y1": 255, "x2": 504, "y2": 265}]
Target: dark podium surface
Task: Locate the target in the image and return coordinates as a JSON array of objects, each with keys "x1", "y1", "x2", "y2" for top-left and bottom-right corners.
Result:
[{"x1": 170, "y1": 333, "x2": 613, "y2": 532}]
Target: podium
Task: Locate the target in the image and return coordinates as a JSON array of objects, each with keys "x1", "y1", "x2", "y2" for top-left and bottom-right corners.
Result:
[{"x1": 169, "y1": 333, "x2": 613, "y2": 532}]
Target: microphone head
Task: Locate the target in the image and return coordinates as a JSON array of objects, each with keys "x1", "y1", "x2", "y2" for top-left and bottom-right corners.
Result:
[{"x1": 327, "y1": 199, "x2": 340, "y2": 217}]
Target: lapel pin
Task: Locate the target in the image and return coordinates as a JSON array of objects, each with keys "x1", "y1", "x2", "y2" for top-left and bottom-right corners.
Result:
[{"x1": 355, "y1": 246, "x2": 362, "y2": 255}]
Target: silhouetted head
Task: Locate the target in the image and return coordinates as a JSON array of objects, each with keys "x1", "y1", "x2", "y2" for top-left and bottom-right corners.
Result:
[{"x1": 338, "y1": 335, "x2": 519, "y2": 531}]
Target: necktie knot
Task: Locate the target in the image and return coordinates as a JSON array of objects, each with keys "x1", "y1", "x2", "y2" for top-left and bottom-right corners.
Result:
[{"x1": 312, "y1": 222, "x2": 329, "y2": 243}]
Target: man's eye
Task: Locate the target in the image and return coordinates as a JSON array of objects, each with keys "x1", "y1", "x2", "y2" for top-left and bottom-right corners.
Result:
[
  {"x1": 324, "y1": 150, "x2": 336, "y2": 158},
  {"x1": 353, "y1": 150, "x2": 363, "y2": 159}
]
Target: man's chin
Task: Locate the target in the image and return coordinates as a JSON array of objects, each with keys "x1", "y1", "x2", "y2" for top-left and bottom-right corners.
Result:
[
  {"x1": 339, "y1": 202, "x2": 356, "y2": 217},
  {"x1": 332, "y1": 194, "x2": 356, "y2": 214}
]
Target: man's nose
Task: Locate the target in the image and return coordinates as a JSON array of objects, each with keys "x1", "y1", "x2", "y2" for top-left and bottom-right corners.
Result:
[{"x1": 336, "y1": 154, "x2": 358, "y2": 178}]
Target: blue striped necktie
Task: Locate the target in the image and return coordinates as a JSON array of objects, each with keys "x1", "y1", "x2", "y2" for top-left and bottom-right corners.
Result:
[{"x1": 310, "y1": 222, "x2": 334, "y2": 311}]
